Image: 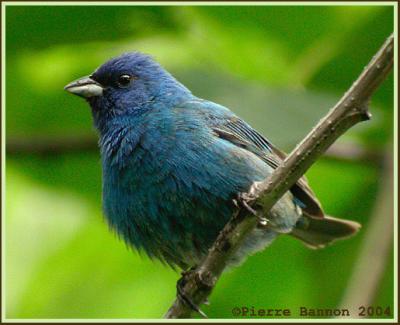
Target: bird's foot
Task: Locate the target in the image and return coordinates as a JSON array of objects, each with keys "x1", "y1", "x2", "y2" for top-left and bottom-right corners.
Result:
[
  {"x1": 177, "y1": 272, "x2": 208, "y2": 318},
  {"x1": 237, "y1": 192, "x2": 269, "y2": 227}
]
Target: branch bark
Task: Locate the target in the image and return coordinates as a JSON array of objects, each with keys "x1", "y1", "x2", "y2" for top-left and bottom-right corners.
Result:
[{"x1": 164, "y1": 34, "x2": 394, "y2": 319}]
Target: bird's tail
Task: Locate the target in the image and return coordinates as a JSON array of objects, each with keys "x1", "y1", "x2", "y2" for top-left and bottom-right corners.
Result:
[{"x1": 290, "y1": 215, "x2": 361, "y2": 249}]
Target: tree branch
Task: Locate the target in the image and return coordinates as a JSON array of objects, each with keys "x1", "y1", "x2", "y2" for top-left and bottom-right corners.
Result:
[{"x1": 164, "y1": 34, "x2": 394, "y2": 319}]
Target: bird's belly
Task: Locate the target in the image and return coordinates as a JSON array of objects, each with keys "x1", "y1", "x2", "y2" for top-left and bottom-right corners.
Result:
[
  {"x1": 101, "y1": 141, "x2": 301, "y2": 268},
  {"x1": 102, "y1": 154, "x2": 237, "y2": 268}
]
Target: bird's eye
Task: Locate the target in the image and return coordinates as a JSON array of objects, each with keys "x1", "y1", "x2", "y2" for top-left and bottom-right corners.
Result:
[{"x1": 117, "y1": 74, "x2": 132, "y2": 88}]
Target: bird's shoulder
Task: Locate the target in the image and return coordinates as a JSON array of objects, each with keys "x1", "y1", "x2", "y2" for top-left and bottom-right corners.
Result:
[
  {"x1": 174, "y1": 98, "x2": 273, "y2": 154},
  {"x1": 174, "y1": 98, "x2": 324, "y2": 219}
]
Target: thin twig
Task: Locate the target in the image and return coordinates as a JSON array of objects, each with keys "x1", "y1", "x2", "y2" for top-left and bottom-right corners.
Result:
[
  {"x1": 6, "y1": 135, "x2": 383, "y2": 165},
  {"x1": 339, "y1": 150, "x2": 394, "y2": 317},
  {"x1": 6, "y1": 135, "x2": 98, "y2": 155},
  {"x1": 324, "y1": 142, "x2": 383, "y2": 165},
  {"x1": 165, "y1": 34, "x2": 394, "y2": 319}
]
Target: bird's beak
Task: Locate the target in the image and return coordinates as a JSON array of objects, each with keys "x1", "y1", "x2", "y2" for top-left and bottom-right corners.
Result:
[{"x1": 64, "y1": 76, "x2": 103, "y2": 98}]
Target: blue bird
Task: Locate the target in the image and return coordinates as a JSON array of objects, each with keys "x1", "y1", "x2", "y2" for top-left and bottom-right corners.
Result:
[{"x1": 65, "y1": 52, "x2": 360, "y2": 270}]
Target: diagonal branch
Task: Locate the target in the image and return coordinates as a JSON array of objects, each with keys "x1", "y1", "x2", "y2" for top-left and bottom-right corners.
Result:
[{"x1": 165, "y1": 34, "x2": 394, "y2": 319}]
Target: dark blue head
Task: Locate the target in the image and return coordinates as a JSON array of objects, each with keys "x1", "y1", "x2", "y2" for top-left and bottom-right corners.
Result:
[{"x1": 65, "y1": 52, "x2": 192, "y2": 132}]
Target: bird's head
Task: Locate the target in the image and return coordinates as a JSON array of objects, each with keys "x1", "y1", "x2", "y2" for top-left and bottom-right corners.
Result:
[{"x1": 64, "y1": 52, "x2": 191, "y2": 132}]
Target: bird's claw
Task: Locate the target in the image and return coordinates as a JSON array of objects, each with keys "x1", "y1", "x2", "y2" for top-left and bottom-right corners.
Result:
[
  {"x1": 237, "y1": 192, "x2": 269, "y2": 226},
  {"x1": 177, "y1": 271, "x2": 208, "y2": 318}
]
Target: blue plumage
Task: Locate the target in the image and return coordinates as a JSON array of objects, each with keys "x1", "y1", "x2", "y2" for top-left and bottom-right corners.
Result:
[{"x1": 65, "y1": 52, "x2": 360, "y2": 270}]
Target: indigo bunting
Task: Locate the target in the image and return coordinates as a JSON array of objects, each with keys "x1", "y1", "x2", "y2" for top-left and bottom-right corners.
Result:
[{"x1": 65, "y1": 52, "x2": 360, "y2": 270}]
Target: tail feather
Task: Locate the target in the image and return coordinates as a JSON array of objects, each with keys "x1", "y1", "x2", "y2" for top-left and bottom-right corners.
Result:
[{"x1": 290, "y1": 215, "x2": 361, "y2": 249}]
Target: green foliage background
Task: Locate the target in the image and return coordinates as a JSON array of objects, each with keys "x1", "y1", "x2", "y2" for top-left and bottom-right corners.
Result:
[{"x1": 5, "y1": 4, "x2": 394, "y2": 319}]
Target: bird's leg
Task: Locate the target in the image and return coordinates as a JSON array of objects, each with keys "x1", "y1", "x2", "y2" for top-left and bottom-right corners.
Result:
[
  {"x1": 180, "y1": 265, "x2": 196, "y2": 278},
  {"x1": 177, "y1": 267, "x2": 208, "y2": 318}
]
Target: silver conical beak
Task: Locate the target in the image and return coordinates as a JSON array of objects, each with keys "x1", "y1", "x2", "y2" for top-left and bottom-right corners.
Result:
[{"x1": 64, "y1": 76, "x2": 103, "y2": 98}]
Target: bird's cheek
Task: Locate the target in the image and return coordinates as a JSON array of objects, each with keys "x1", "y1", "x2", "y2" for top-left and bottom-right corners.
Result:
[{"x1": 89, "y1": 95, "x2": 109, "y2": 113}]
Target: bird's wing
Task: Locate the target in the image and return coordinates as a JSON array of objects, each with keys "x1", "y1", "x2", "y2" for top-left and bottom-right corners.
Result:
[{"x1": 203, "y1": 107, "x2": 324, "y2": 219}]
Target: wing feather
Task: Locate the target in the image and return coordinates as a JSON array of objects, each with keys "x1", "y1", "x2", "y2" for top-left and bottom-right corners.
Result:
[{"x1": 213, "y1": 116, "x2": 324, "y2": 218}]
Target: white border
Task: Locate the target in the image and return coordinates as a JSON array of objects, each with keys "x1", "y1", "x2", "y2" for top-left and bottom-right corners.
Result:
[{"x1": 1, "y1": 1, "x2": 397, "y2": 323}]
